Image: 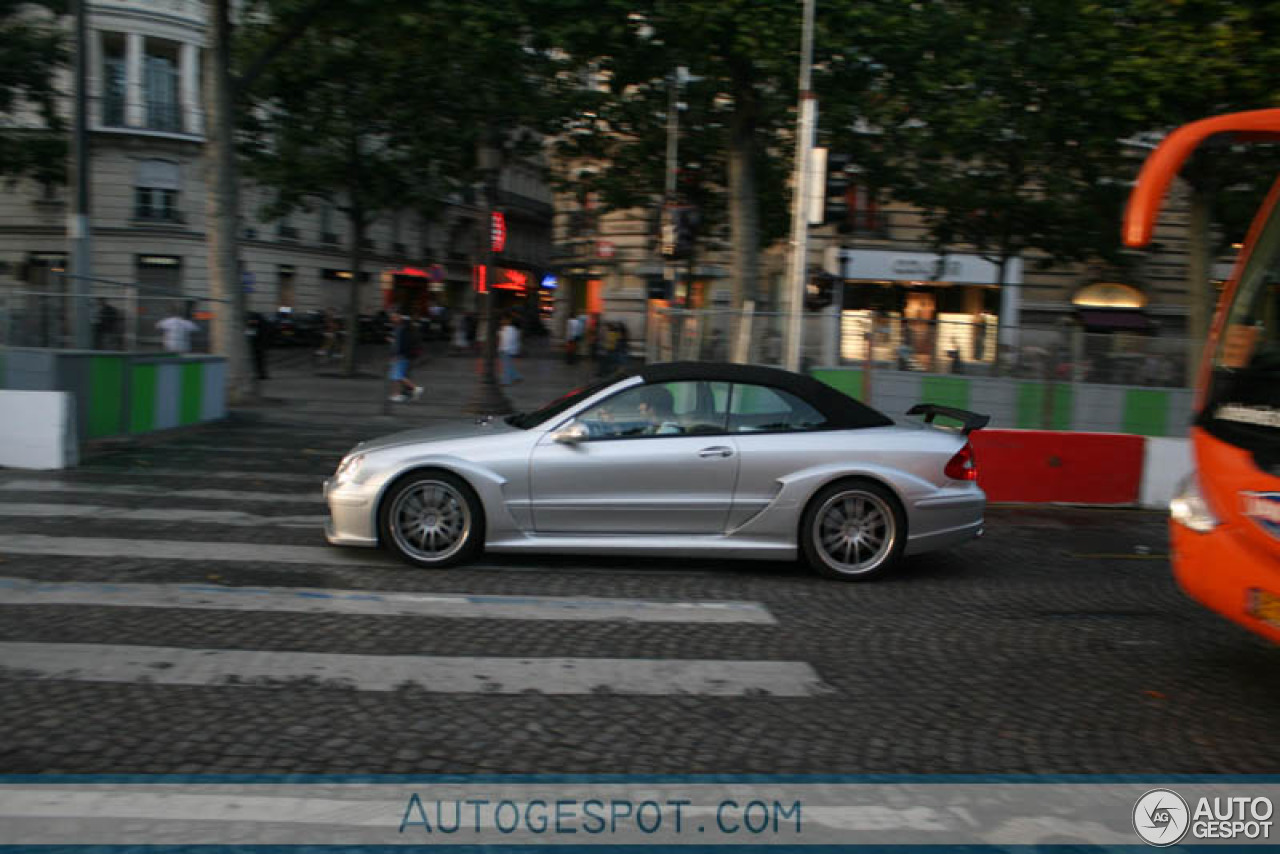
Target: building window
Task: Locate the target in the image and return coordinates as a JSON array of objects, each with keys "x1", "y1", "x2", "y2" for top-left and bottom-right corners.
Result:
[
  {"x1": 102, "y1": 34, "x2": 127, "y2": 128},
  {"x1": 841, "y1": 185, "x2": 885, "y2": 236},
  {"x1": 320, "y1": 203, "x2": 338, "y2": 244},
  {"x1": 144, "y1": 42, "x2": 181, "y2": 132},
  {"x1": 135, "y1": 159, "x2": 182, "y2": 222}
]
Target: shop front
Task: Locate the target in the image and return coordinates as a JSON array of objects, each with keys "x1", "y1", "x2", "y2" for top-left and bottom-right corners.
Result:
[{"x1": 826, "y1": 248, "x2": 1021, "y2": 371}]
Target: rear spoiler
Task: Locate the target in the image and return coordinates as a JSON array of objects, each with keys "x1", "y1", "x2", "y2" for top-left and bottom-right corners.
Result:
[{"x1": 906, "y1": 404, "x2": 991, "y2": 436}]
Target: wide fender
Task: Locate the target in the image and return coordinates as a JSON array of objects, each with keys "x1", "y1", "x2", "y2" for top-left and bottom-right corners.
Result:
[
  {"x1": 733, "y1": 462, "x2": 937, "y2": 539},
  {"x1": 370, "y1": 454, "x2": 523, "y2": 536}
]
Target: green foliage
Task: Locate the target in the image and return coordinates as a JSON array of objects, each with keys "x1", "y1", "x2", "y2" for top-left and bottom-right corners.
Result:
[
  {"x1": 237, "y1": 0, "x2": 573, "y2": 227},
  {"x1": 541, "y1": 0, "x2": 812, "y2": 253},
  {"x1": 0, "y1": 0, "x2": 67, "y2": 185}
]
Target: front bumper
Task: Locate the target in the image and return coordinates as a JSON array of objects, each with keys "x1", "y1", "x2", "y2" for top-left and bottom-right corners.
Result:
[
  {"x1": 323, "y1": 477, "x2": 379, "y2": 548},
  {"x1": 1172, "y1": 519, "x2": 1280, "y2": 644}
]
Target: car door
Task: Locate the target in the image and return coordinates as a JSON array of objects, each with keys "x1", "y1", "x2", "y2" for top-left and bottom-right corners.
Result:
[
  {"x1": 723, "y1": 383, "x2": 843, "y2": 528},
  {"x1": 529, "y1": 380, "x2": 738, "y2": 534}
]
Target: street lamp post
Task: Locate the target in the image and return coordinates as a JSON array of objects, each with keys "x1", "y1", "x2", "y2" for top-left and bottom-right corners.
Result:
[
  {"x1": 465, "y1": 142, "x2": 514, "y2": 415},
  {"x1": 69, "y1": 0, "x2": 93, "y2": 349},
  {"x1": 784, "y1": 0, "x2": 817, "y2": 372}
]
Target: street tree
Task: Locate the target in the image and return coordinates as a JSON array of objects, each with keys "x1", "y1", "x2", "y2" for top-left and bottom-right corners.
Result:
[
  {"x1": 824, "y1": 0, "x2": 1147, "y2": 328},
  {"x1": 237, "y1": 1, "x2": 433, "y2": 377},
  {"x1": 1110, "y1": 0, "x2": 1280, "y2": 373},
  {"x1": 0, "y1": 0, "x2": 67, "y2": 187},
  {"x1": 542, "y1": 0, "x2": 816, "y2": 310}
]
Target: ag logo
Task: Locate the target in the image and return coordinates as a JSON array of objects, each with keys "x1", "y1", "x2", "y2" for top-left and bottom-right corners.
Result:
[{"x1": 1133, "y1": 789, "x2": 1190, "y2": 846}]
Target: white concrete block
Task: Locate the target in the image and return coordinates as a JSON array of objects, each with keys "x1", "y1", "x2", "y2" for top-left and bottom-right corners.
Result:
[
  {"x1": 1140, "y1": 436, "x2": 1193, "y2": 510},
  {"x1": 0, "y1": 391, "x2": 78, "y2": 470}
]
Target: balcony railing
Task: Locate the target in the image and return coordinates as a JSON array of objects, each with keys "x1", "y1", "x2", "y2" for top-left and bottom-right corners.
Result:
[
  {"x1": 134, "y1": 208, "x2": 185, "y2": 225},
  {"x1": 145, "y1": 100, "x2": 183, "y2": 133},
  {"x1": 102, "y1": 95, "x2": 126, "y2": 128}
]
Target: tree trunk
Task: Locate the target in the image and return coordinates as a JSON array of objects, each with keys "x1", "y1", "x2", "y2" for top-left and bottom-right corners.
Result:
[
  {"x1": 204, "y1": 0, "x2": 249, "y2": 402},
  {"x1": 1186, "y1": 184, "x2": 1212, "y2": 386},
  {"x1": 727, "y1": 84, "x2": 760, "y2": 310}
]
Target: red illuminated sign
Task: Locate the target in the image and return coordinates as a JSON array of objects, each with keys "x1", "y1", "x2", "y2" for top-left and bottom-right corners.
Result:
[
  {"x1": 491, "y1": 212, "x2": 507, "y2": 253},
  {"x1": 473, "y1": 264, "x2": 487, "y2": 293}
]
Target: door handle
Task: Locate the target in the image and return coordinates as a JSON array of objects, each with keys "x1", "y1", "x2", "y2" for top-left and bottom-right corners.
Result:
[{"x1": 698, "y1": 446, "x2": 733, "y2": 458}]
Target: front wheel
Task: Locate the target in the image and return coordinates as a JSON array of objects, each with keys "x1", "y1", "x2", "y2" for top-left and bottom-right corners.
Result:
[
  {"x1": 379, "y1": 470, "x2": 483, "y2": 568},
  {"x1": 800, "y1": 480, "x2": 905, "y2": 580}
]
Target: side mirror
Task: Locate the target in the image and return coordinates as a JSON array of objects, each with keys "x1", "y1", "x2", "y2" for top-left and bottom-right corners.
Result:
[{"x1": 552, "y1": 421, "x2": 589, "y2": 445}]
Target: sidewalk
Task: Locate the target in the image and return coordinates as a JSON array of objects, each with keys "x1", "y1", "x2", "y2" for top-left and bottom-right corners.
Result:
[{"x1": 240, "y1": 336, "x2": 616, "y2": 425}]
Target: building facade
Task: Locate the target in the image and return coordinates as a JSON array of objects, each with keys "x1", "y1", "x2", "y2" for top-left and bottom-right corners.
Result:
[{"x1": 0, "y1": 0, "x2": 554, "y2": 341}]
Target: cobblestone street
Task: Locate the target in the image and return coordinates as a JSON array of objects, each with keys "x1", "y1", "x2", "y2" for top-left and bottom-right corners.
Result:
[{"x1": 1, "y1": 346, "x2": 1278, "y2": 776}]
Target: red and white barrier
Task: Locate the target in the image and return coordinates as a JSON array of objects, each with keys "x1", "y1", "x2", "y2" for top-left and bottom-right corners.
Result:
[{"x1": 970, "y1": 429, "x2": 1190, "y2": 509}]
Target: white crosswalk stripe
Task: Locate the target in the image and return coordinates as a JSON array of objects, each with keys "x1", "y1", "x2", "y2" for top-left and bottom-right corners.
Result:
[
  {"x1": 0, "y1": 504, "x2": 325, "y2": 528},
  {"x1": 0, "y1": 481, "x2": 317, "y2": 504},
  {"x1": 0, "y1": 643, "x2": 825, "y2": 696},
  {"x1": 0, "y1": 577, "x2": 777, "y2": 623}
]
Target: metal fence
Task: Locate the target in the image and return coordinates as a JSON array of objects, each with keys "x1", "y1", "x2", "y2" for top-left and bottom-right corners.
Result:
[
  {"x1": 646, "y1": 306, "x2": 1191, "y2": 389},
  {"x1": 0, "y1": 274, "x2": 221, "y2": 354}
]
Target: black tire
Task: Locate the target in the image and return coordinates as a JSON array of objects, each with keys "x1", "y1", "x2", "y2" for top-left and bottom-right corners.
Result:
[
  {"x1": 800, "y1": 478, "x2": 906, "y2": 580},
  {"x1": 379, "y1": 469, "x2": 484, "y2": 568}
]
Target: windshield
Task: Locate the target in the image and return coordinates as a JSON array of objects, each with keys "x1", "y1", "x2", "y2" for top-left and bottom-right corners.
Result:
[
  {"x1": 1203, "y1": 188, "x2": 1280, "y2": 467},
  {"x1": 504, "y1": 376, "x2": 625, "y2": 430}
]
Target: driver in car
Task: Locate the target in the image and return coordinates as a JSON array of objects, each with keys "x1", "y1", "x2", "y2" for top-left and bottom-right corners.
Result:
[{"x1": 636, "y1": 385, "x2": 682, "y2": 435}]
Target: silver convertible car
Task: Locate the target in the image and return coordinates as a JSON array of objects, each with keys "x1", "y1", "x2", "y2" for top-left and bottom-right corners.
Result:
[{"x1": 324, "y1": 362, "x2": 987, "y2": 579}]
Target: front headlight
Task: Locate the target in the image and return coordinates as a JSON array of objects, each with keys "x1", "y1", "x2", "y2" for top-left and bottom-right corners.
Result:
[
  {"x1": 333, "y1": 452, "x2": 366, "y2": 484},
  {"x1": 1170, "y1": 474, "x2": 1220, "y2": 533}
]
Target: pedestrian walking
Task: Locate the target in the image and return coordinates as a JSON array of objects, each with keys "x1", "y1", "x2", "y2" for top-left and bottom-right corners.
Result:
[
  {"x1": 93, "y1": 298, "x2": 121, "y2": 350},
  {"x1": 156, "y1": 304, "x2": 199, "y2": 355},
  {"x1": 499, "y1": 314, "x2": 523, "y2": 385},
  {"x1": 246, "y1": 312, "x2": 271, "y2": 380},
  {"x1": 387, "y1": 311, "x2": 423, "y2": 403},
  {"x1": 565, "y1": 313, "x2": 582, "y2": 365}
]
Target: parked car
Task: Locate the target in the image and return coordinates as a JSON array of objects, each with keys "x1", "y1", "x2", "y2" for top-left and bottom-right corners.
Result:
[{"x1": 323, "y1": 362, "x2": 988, "y2": 579}]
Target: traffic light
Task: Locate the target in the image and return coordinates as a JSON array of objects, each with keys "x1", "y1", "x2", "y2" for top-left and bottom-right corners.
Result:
[
  {"x1": 662, "y1": 206, "x2": 700, "y2": 258},
  {"x1": 824, "y1": 152, "x2": 853, "y2": 228}
]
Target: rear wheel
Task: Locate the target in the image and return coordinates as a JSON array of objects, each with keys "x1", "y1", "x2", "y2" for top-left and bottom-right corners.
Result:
[
  {"x1": 800, "y1": 479, "x2": 905, "y2": 580},
  {"x1": 379, "y1": 470, "x2": 483, "y2": 568}
]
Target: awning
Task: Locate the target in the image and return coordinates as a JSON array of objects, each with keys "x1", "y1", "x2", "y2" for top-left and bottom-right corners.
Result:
[{"x1": 1076, "y1": 307, "x2": 1154, "y2": 332}]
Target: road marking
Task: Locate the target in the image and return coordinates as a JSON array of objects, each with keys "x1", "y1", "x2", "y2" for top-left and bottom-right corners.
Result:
[
  {"x1": 0, "y1": 482, "x2": 316, "y2": 504},
  {"x1": 0, "y1": 643, "x2": 827, "y2": 696},
  {"x1": 0, "y1": 504, "x2": 325, "y2": 528},
  {"x1": 67, "y1": 469, "x2": 324, "y2": 485},
  {"x1": 0, "y1": 577, "x2": 776, "y2": 624},
  {"x1": 140, "y1": 444, "x2": 351, "y2": 456},
  {"x1": 0, "y1": 535, "x2": 388, "y2": 567}
]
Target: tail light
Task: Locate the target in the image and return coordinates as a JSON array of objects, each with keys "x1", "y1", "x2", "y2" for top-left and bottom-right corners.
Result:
[{"x1": 945, "y1": 442, "x2": 978, "y2": 482}]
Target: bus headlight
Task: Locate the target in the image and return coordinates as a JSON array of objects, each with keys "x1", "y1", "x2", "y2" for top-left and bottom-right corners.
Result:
[{"x1": 1170, "y1": 475, "x2": 1220, "y2": 533}]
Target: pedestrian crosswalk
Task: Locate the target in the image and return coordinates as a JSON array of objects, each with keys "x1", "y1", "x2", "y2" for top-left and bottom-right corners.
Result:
[{"x1": 0, "y1": 425, "x2": 829, "y2": 702}]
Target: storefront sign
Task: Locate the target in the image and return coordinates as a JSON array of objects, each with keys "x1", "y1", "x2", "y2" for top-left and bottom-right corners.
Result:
[
  {"x1": 491, "y1": 212, "x2": 507, "y2": 253},
  {"x1": 826, "y1": 248, "x2": 1023, "y2": 285}
]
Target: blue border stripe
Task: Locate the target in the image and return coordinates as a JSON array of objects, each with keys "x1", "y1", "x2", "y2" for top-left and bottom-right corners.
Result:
[{"x1": 4, "y1": 773, "x2": 1280, "y2": 784}]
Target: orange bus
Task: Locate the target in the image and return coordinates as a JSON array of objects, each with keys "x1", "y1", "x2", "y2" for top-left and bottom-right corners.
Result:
[{"x1": 1125, "y1": 109, "x2": 1280, "y2": 643}]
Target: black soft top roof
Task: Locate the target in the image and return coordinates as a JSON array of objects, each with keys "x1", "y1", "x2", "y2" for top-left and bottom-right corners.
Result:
[{"x1": 634, "y1": 361, "x2": 894, "y2": 430}]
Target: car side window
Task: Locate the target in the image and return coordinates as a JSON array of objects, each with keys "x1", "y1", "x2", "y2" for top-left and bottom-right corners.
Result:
[
  {"x1": 727, "y1": 384, "x2": 828, "y2": 433},
  {"x1": 576, "y1": 381, "x2": 729, "y2": 439}
]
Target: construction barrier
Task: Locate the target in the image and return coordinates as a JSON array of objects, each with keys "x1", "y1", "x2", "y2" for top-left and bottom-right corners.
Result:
[{"x1": 0, "y1": 348, "x2": 226, "y2": 445}]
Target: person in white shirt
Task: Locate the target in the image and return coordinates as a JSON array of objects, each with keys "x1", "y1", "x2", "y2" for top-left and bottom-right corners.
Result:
[
  {"x1": 498, "y1": 315, "x2": 522, "y2": 385},
  {"x1": 156, "y1": 306, "x2": 200, "y2": 354}
]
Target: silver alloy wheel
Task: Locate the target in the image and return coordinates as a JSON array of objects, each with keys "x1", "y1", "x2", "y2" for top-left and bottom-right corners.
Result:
[
  {"x1": 388, "y1": 479, "x2": 471, "y2": 563},
  {"x1": 813, "y1": 489, "x2": 896, "y2": 576}
]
